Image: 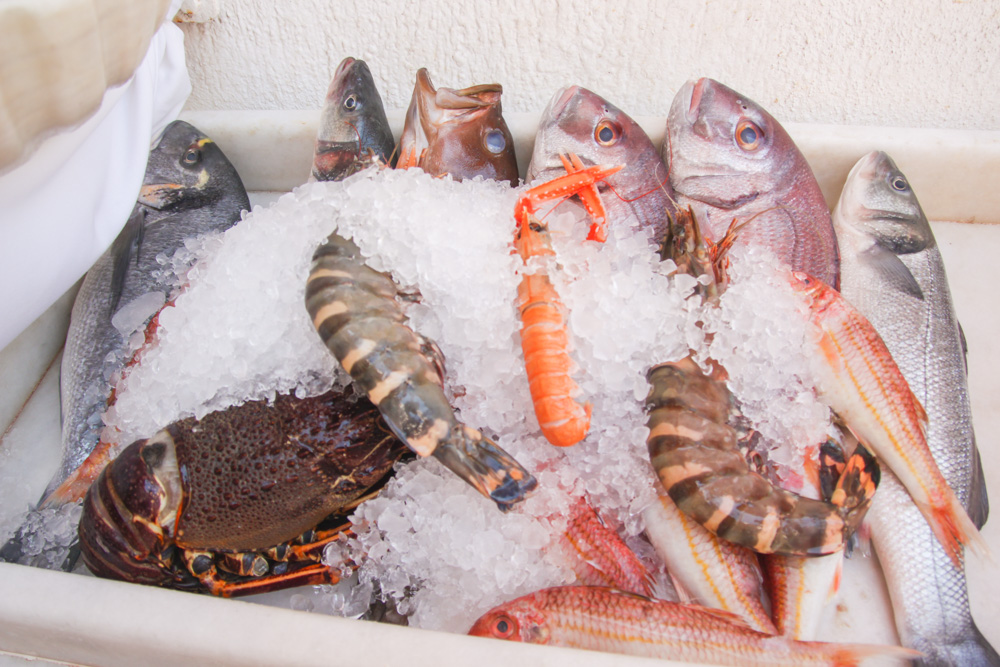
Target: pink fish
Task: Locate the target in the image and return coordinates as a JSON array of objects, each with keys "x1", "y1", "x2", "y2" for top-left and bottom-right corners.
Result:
[{"x1": 469, "y1": 585, "x2": 918, "y2": 666}]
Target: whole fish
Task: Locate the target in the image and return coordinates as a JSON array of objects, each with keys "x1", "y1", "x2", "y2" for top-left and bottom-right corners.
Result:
[
  {"x1": 663, "y1": 78, "x2": 839, "y2": 288},
  {"x1": 527, "y1": 85, "x2": 677, "y2": 243},
  {"x1": 468, "y1": 585, "x2": 919, "y2": 665},
  {"x1": 791, "y1": 271, "x2": 985, "y2": 570},
  {"x1": 312, "y1": 57, "x2": 395, "y2": 181},
  {"x1": 1, "y1": 121, "x2": 249, "y2": 567},
  {"x1": 833, "y1": 151, "x2": 997, "y2": 665},
  {"x1": 396, "y1": 68, "x2": 518, "y2": 186},
  {"x1": 50, "y1": 121, "x2": 250, "y2": 503}
]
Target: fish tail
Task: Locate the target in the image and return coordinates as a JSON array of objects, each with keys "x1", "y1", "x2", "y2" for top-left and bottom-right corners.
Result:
[{"x1": 924, "y1": 493, "x2": 991, "y2": 567}]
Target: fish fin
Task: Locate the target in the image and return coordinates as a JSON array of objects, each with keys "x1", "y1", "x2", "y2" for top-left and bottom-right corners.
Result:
[
  {"x1": 968, "y1": 438, "x2": 990, "y2": 529},
  {"x1": 109, "y1": 205, "x2": 147, "y2": 314},
  {"x1": 685, "y1": 604, "x2": 757, "y2": 632},
  {"x1": 910, "y1": 393, "x2": 928, "y2": 429},
  {"x1": 922, "y1": 494, "x2": 991, "y2": 568},
  {"x1": 861, "y1": 245, "x2": 924, "y2": 300},
  {"x1": 958, "y1": 319, "x2": 971, "y2": 375}
]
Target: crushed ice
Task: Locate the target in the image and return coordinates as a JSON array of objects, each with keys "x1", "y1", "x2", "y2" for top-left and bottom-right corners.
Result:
[{"x1": 93, "y1": 167, "x2": 830, "y2": 631}]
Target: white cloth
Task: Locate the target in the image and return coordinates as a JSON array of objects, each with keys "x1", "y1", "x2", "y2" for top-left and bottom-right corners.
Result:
[{"x1": 0, "y1": 7, "x2": 190, "y2": 351}]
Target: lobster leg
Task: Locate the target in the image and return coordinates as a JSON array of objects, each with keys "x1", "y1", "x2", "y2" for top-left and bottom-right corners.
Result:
[{"x1": 203, "y1": 563, "x2": 341, "y2": 598}]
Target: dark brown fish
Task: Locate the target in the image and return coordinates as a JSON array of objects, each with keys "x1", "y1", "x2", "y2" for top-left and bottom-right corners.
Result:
[{"x1": 396, "y1": 68, "x2": 518, "y2": 186}]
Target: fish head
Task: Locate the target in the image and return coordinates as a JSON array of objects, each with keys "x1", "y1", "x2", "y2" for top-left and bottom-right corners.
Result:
[
  {"x1": 313, "y1": 57, "x2": 395, "y2": 181},
  {"x1": 528, "y1": 86, "x2": 669, "y2": 198},
  {"x1": 467, "y1": 598, "x2": 550, "y2": 644},
  {"x1": 664, "y1": 78, "x2": 798, "y2": 211},
  {"x1": 834, "y1": 150, "x2": 933, "y2": 255},
  {"x1": 397, "y1": 68, "x2": 518, "y2": 185},
  {"x1": 788, "y1": 270, "x2": 838, "y2": 312},
  {"x1": 139, "y1": 121, "x2": 248, "y2": 215}
]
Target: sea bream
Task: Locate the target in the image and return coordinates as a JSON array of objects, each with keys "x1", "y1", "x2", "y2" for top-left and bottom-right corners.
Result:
[
  {"x1": 832, "y1": 151, "x2": 997, "y2": 666},
  {"x1": 396, "y1": 68, "x2": 518, "y2": 186},
  {"x1": 312, "y1": 57, "x2": 395, "y2": 181},
  {"x1": 46, "y1": 121, "x2": 250, "y2": 506},
  {"x1": 527, "y1": 86, "x2": 677, "y2": 244},
  {"x1": 663, "y1": 78, "x2": 839, "y2": 288},
  {"x1": 1, "y1": 121, "x2": 249, "y2": 566}
]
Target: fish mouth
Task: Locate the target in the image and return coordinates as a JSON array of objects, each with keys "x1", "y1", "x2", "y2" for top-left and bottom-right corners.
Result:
[
  {"x1": 543, "y1": 85, "x2": 581, "y2": 122},
  {"x1": 417, "y1": 68, "x2": 501, "y2": 112},
  {"x1": 334, "y1": 56, "x2": 356, "y2": 79}
]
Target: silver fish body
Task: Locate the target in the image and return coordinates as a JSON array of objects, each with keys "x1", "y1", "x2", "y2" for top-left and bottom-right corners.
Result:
[
  {"x1": 664, "y1": 78, "x2": 839, "y2": 288},
  {"x1": 527, "y1": 85, "x2": 676, "y2": 242},
  {"x1": 54, "y1": 121, "x2": 250, "y2": 502},
  {"x1": 833, "y1": 150, "x2": 996, "y2": 665}
]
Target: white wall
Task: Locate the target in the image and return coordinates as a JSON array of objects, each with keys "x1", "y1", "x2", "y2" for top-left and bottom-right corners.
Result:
[{"x1": 178, "y1": 0, "x2": 1000, "y2": 130}]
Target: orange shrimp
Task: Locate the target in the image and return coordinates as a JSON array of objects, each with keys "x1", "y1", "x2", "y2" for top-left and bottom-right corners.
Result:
[{"x1": 513, "y1": 157, "x2": 623, "y2": 447}]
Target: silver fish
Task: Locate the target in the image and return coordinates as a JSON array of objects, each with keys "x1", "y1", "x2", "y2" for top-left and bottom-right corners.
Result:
[
  {"x1": 2, "y1": 121, "x2": 249, "y2": 567},
  {"x1": 663, "y1": 78, "x2": 839, "y2": 288},
  {"x1": 527, "y1": 85, "x2": 677, "y2": 242},
  {"x1": 833, "y1": 150, "x2": 996, "y2": 666},
  {"x1": 312, "y1": 57, "x2": 395, "y2": 181}
]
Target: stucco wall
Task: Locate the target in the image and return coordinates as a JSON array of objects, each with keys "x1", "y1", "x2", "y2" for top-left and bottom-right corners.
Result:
[{"x1": 178, "y1": 0, "x2": 999, "y2": 130}]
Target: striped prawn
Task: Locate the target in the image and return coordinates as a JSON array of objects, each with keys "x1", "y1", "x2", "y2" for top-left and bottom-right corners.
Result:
[
  {"x1": 305, "y1": 233, "x2": 536, "y2": 510},
  {"x1": 645, "y1": 207, "x2": 881, "y2": 556},
  {"x1": 512, "y1": 154, "x2": 623, "y2": 447}
]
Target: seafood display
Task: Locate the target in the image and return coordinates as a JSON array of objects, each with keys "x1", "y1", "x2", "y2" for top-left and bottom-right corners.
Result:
[
  {"x1": 468, "y1": 585, "x2": 918, "y2": 665},
  {"x1": 1, "y1": 120, "x2": 249, "y2": 567},
  {"x1": 527, "y1": 86, "x2": 678, "y2": 244},
  {"x1": 305, "y1": 232, "x2": 536, "y2": 510},
  {"x1": 1, "y1": 59, "x2": 995, "y2": 667},
  {"x1": 833, "y1": 151, "x2": 997, "y2": 664},
  {"x1": 396, "y1": 68, "x2": 518, "y2": 185},
  {"x1": 663, "y1": 77, "x2": 840, "y2": 288},
  {"x1": 78, "y1": 387, "x2": 407, "y2": 596},
  {"x1": 312, "y1": 57, "x2": 395, "y2": 181}
]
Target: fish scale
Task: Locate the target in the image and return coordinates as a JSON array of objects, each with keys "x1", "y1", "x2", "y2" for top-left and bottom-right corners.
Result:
[{"x1": 833, "y1": 150, "x2": 996, "y2": 665}]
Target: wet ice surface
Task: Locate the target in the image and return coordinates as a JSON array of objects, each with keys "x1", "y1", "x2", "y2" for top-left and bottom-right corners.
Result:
[{"x1": 81, "y1": 167, "x2": 828, "y2": 632}]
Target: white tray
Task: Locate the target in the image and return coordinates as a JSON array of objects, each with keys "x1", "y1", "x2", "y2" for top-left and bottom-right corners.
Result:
[{"x1": 1, "y1": 113, "x2": 998, "y2": 666}]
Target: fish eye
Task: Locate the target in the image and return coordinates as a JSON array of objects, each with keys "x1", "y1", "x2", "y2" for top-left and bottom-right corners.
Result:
[
  {"x1": 344, "y1": 95, "x2": 358, "y2": 111},
  {"x1": 891, "y1": 176, "x2": 909, "y2": 192},
  {"x1": 182, "y1": 147, "x2": 201, "y2": 166},
  {"x1": 735, "y1": 120, "x2": 763, "y2": 150},
  {"x1": 491, "y1": 614, "x2": 517, "y2": 639},
  {"x1": 485, "y1": 129, "x2": 507, "y2": 154},
  {"x1": 594, "y1": 120, "x2": 621, "y2": 146}
]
